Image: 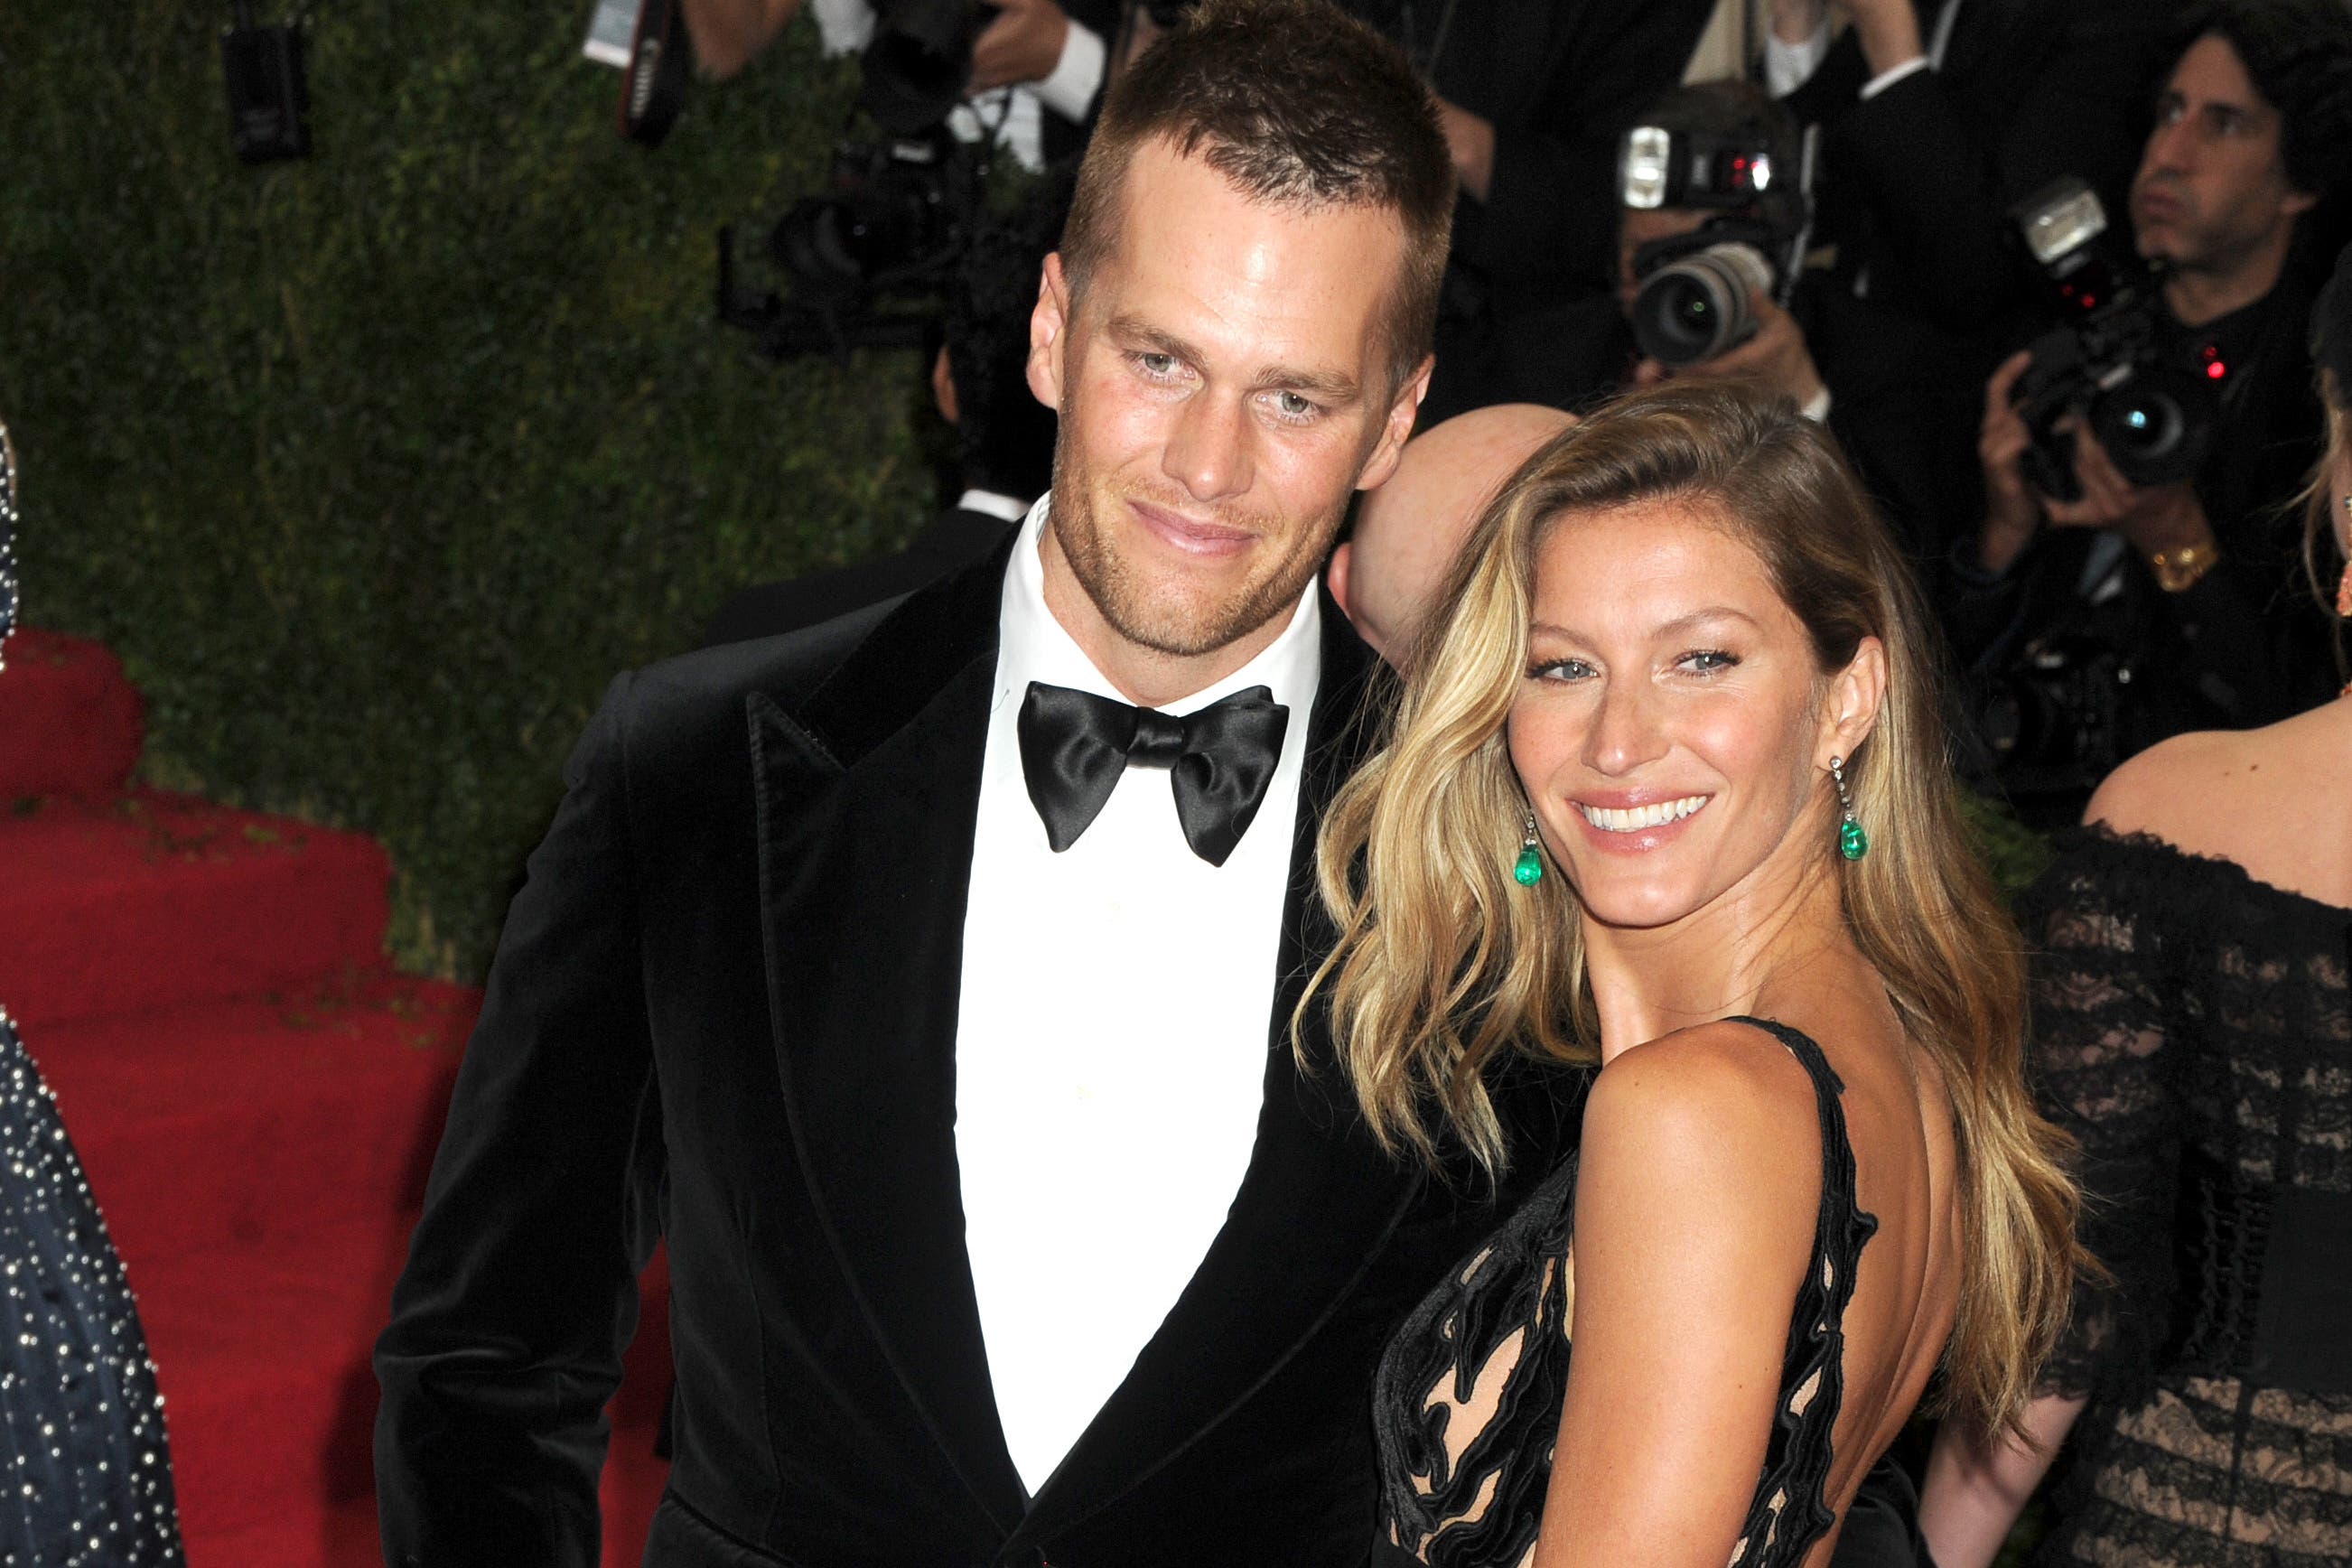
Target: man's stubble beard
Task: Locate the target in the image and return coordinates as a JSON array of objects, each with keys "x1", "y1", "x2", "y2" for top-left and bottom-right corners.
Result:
[{"x1": 1046, "y1": 434, "x2": 1340, "y2": 661}]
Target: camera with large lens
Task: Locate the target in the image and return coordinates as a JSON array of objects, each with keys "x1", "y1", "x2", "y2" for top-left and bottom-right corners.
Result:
[
  {"x1": 1619, "y1": 121, "x2": 1814, "y2": 367},
  {"x1": 2008, "y1": 178, "x2": 2228, "y2": 500},
  {"x1": 718, "y1": 0, "x2": 1000, "y2": 360},
  {"x1": 721, "y1": 127, "x2": 983, "y2": 359},
  {"x1": 771, "y1": 133, "x2": 977, "y2": 302}
]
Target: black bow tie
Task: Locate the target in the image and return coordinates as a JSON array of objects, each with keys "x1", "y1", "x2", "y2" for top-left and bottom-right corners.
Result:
[{"x1": 1017, "y1": 681, "x2": 1291, "y2": 867}]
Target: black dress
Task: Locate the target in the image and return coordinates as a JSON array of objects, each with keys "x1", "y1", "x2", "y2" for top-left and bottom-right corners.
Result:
[
  {"x1": 0, "y1": 1008, "x2": 183, "y2": 1564},
  {"x1": 1370, "y1": 1017, "x2": 1880, "y2": 1567},
  {"x1": 2025, "y1": 827, "x2": 2352, "y2": 1568}
]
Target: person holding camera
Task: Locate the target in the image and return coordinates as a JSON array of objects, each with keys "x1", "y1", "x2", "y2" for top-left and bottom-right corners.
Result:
[
  {"x1": 1943, "y1": 0, "x2": 2352, "y2": 823},
  {"x1": 1917, "y1": 237, "x2": 2352, "y2": 1568},
  {"x1": 1603, "y1": 80, "x2": 1958, "y2": 557},
  {"x1": 682, "y1": 0, "x2": 1122, "y2": 170},
  {"x1": 1389, "y1": 0, "x2": 1717, "y2": 423}
]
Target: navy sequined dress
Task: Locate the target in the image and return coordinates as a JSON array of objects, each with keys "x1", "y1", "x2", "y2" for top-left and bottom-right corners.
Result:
[{"x1": 1370, "y1": 1018, "x2": 1878, "y2": 1568}]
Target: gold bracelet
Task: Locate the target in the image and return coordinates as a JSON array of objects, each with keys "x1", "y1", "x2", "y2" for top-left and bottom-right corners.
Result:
[{"x1": 2147, "y1": 540, "x2": 2222, "y2": 593}]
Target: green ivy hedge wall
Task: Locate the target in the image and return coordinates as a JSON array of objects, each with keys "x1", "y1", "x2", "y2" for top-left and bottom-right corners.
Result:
[{"x1": 2, "y1": 4, "x2": 943, "y2": 975}]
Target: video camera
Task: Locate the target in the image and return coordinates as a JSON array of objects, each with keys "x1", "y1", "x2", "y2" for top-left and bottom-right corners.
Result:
[
  {"x1": 715, "y1": 0, "x2": 1006, "y2": 361},
  {"x1": 1619, "y1": 120, "x2": 1815, "y2": 367},
  {"x1": 2007, "y1": 178, "x2": 2228, "y2": 500}
]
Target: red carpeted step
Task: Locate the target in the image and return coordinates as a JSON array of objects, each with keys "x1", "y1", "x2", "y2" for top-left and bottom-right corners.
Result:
[
  {"x1": 0, "y1": 790, "x2": 389, "y2": 1030},
  {"x1": 0, "y1": 628, "x2": 144, "y2": 798},
  {"x1": 135, "y1": 1221, "x2": 672, "y2": 1562},
  {"x1": 31, "y1": 983, "x2": 474, "y2": 1265}
]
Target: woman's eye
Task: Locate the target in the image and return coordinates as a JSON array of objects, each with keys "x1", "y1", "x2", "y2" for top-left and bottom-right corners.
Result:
[
  {"x1": 1527, "y1": 658, "x2": 1594, "y2": 682},
  {"x1": 1679, "y1": 649, "x2": 1741, "y2": 675}
]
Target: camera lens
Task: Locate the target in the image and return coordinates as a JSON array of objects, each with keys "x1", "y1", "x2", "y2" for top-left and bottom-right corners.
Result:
[
  {"x1": 1631, "y1": 243, "x2": 1770, "y2": 367},
  {"x1": 2088, "y1": 363, "x2": 2216, "y2": 488}
]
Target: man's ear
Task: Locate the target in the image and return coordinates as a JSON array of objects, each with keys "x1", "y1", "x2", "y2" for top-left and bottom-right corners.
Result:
[
  {"x1": 1816, "y1": 635, "x2": 1889, "y2": 770},
  {"x1": 1357, "y1": 354, "x2": 1434, "y2": 492},
  {"x1": 1027, "y1": 252, "x2": 1071, "y2": 412},
  {"x1": 1326, "y1": 539, "x2": 1357, "y2": 621},
  {"x1": 2284, "y1": 184, "x2": 2320, "y2": 223}
]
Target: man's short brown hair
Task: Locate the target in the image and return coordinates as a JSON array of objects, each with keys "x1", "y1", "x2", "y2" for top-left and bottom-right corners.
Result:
[{"x1": 1058, "y1": 0, "x2": 1455, "y2": 393}]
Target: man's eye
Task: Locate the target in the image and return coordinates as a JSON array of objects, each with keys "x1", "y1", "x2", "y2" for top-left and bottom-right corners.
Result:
[
  {"x1": 1274, "y1": 390, "x2": 1319, "y2": 420},
  {"x1": 1136, "y1": 352, "x2": 1178, "y2": 378}
]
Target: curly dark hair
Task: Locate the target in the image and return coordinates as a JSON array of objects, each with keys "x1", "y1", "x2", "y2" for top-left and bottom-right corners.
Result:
[{"x1": 2175, "y1": 0, "x2": 2352, "y2": 198}]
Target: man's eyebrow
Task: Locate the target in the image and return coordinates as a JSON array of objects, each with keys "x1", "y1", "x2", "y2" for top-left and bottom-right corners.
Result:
[
  {"x1": 1248, "y1": 363, "x2": 1362, "y2": 405},
  {"x1": 1104, "y1": 313, "x2": 1361, "y2": 405},
  {"x1": 1106, "y1": 314, "x2": 1202, "y2": 364}
]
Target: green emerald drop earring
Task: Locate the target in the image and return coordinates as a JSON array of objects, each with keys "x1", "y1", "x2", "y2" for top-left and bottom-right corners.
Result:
[
  {"x1": 1829, "y1": 754, "x2": 1868, "y2": 861},
  {"x1": 1513, "y1": 811, "x2": 1545, "y2": 886}
]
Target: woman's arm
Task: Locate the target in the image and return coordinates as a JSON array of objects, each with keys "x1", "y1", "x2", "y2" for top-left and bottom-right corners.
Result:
[
  {"x1": 1918, "y1": 1394, "x2": 2086, "y2": 1568},
  {"x1": 1534, "y1": 1026, "x2": 1822, "y2": 1568}
]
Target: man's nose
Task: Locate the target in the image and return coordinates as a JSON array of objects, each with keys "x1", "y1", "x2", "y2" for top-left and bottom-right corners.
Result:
[
  {"x1": 1162, "y1": 392, "x2": 1253, "y2": 503},
  {"x1": 2142, "y1": 117, "x2": 2195, "y2": 175}
]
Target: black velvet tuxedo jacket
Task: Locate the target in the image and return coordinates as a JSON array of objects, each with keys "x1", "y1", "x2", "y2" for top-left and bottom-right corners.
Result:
[{"x1": 373, "y1": 537, "x2": 1566, "y2": 1567}]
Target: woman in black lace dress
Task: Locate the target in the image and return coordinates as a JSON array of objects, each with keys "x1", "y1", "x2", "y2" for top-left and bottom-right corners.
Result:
[
  {"x1": 1918, "y1": 245, "x2": 2352, "y2": 1568},
  {"x1": 1308, "y1": 385, "x2": 2086, "y2": 1567},
  {"x1": 0, "y1": 423, "x2": 185, "y2": 1564}
]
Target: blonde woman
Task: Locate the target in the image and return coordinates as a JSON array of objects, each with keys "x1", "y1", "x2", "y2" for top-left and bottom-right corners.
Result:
[
  {"x1": 1309, "y1": 384, "x2": 2083, "y2": 1567},
  {"x1": 1917, "y1": 247, "x2": 2352, "y2": 1568}
]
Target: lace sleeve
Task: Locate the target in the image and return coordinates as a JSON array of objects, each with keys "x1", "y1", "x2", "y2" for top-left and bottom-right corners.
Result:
[{"x1": 2021, "y1": 831, "x2": 2185, "y2": 1401}]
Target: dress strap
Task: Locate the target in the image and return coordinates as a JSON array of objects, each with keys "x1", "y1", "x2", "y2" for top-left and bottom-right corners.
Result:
[
  {"x1": 1716, "y1": 1015, "x2": 1881, "y2": 1563},
  {"x1": 1722, "y1": 1015, "x2": 1855, "y2": 1180}
]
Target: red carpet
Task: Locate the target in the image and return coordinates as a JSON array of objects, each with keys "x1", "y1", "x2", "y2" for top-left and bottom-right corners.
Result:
[{"x1": 0, "y1": 630, "x2": 671, "y2": 1565}]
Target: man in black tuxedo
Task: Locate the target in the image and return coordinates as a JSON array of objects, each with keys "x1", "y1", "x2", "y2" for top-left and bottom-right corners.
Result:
[{"x1": 376, "y1": 5, "x2": 1551, "y2": 1563}]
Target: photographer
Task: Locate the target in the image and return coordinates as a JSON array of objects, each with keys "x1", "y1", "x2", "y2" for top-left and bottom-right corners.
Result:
[
  {"x1": 681, "y1": 0, "x2": 1121, "y2": 169},
  {"x1": 1392, "y1": 0, "x2": 1717, "y2": 421},
  {"x1": 1946, "y1": 0, "x2": 2352, "y2": 820},
  {"x1": 1605, "y1": 81, "x2": 1957, "y2": 555},
  {"x1": 705, "y1": 169, "x2": 1068, "y2": 642}
]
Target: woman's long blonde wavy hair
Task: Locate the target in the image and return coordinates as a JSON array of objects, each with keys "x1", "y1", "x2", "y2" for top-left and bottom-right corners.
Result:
[{"x1": 1302, "y1": 383, "x2": 2084, "y2": 1441}]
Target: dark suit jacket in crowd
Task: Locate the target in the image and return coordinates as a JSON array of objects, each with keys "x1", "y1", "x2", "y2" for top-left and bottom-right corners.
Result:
[
  {"x1": 702, "y1": 504, "x2": 1019, "y2": 647},
  {"x1": 1782, "y1": 0, "x2": 2178, "y2": 336},
  {"x1": 373, "y1": 535, "x2": 1584, "y2": 1566}
]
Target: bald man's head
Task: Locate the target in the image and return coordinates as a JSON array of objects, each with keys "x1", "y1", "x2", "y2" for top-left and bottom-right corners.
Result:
[{"x1": 1330, "y1": 403, "x2": 1576, "y2": 666}]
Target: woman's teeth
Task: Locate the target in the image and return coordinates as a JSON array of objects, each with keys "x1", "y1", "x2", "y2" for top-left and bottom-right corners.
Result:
[{"x1": 1577, "y1": 796, "x2": 1709, "y2": 834}]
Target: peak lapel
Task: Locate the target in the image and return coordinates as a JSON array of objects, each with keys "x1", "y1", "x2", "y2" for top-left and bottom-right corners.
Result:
[
  {"x1": 1014, "y1": 602, "x2": 1422, "y2": 1542},
  {"x1": 749, "y1": 537, "x2": 1028, "y2": 1533}
]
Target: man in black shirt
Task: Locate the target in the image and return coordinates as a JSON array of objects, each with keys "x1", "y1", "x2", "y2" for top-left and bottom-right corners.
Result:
[{"x1": 1946, "y1": 0, "x2": 2352, "y2": 821}]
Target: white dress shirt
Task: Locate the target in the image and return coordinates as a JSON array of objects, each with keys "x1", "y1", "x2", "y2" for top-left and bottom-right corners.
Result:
[
  {"x1": 953, "y1": 495, "x2": 1321, "y2": 1490},
  {"x1": 808, "y1": 0, "x2": 1105, "y2": 173}
]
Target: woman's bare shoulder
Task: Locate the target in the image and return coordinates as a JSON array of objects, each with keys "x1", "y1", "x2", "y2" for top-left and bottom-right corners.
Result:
[{"x1": 2082, "y1": 705, "x2": 2352, "y2": 905}]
